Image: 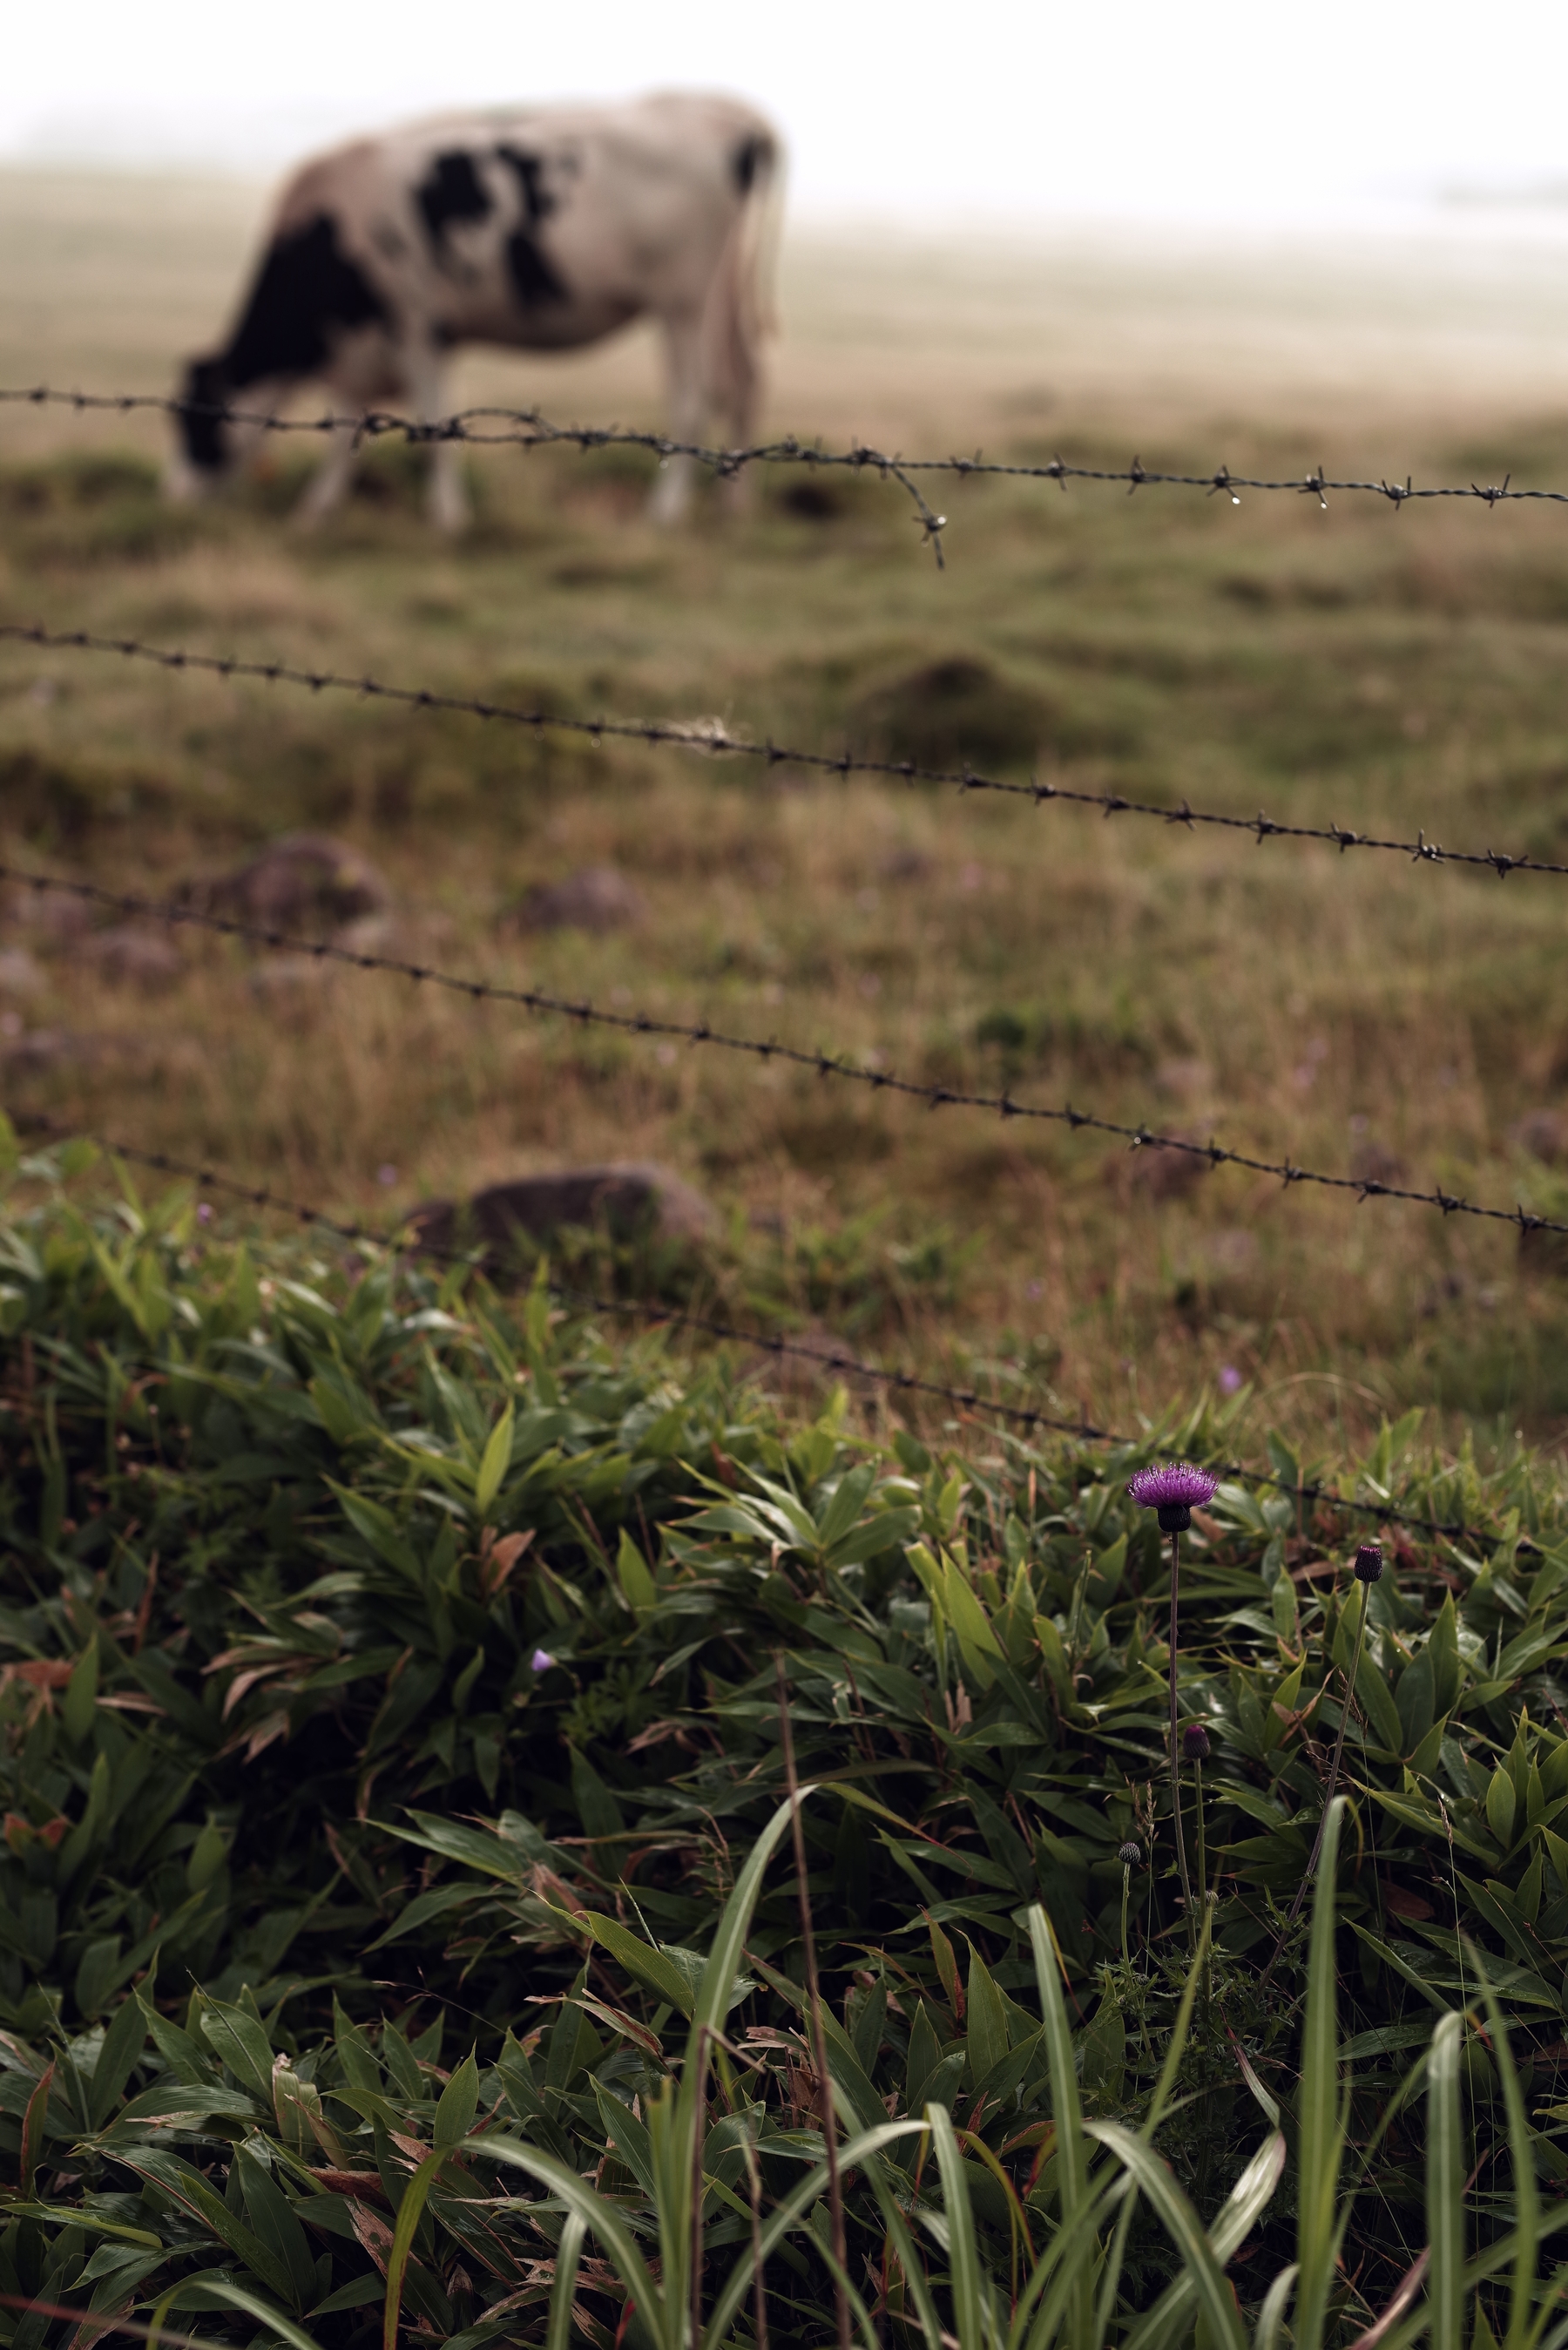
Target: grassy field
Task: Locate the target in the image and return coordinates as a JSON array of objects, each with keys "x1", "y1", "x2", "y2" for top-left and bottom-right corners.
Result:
[{"x1": 6, "y1": 167, "x2": 1568, "y2": 1460}]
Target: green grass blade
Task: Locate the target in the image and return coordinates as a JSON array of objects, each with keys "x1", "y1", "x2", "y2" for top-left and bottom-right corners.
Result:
[
  {"x1": 1428, "y1": 2012, "x2": 1465, "y2": 2350},
  {"x1": 1524, "y1": 2264, "x2": 1568, "y2": 2350},
  {"x1": 856, "y1": 2142, "x2": 950, "y2": 2350},
  {"x1": 1111, "y1": 2133, "x2": 1282, "y2": 2350},
  {"x1": 691, "y1": 1791, "x2": 814, "y2": 2039},
  {"x1": 1294, "y1": 1795, "x2": 1346, "y2": 2350},
  {"x1": 929, "y1": 2104, "x2": 990, "y2": 2350},
  {"x1": 152, "y1": 2279, "x2": 326, "y2": 2350},
  {"x1": 1092, "y1": 2182, "x2": 1143, "y2": 2350},
  {"x1": 1143, "y1": 1895, "x2": 1213, "y2": 2141},
  {"x1": 1015, "y1": 2175, "x2": 1135, "y2": 2350},
  {"x1": 704, "y1": 2119, "x2": 927, "y2": 2350},
  {"x1": 1084, "y1": 2123, "x2": 1247, "y2": 2350},
  {"x1": 1375, "y1": 2222, "x2": 1568, "y2": 2350},
  {"x1": 1254, "y1": 2265, "x2": 1300, "y2": 2350},
  {"x1": 816, "y1": 2232, "x2": 891, "y2": 2350},
  {"x1": 1470, "y1": 1952, "x2": 1538, "y2": 2350},
  {"x1": 546, "y1": 2211, "x2": 585, "y2": 2350},
  {"x1": 1027, "y1": 1905, "x2": 1090, "y2": 2346},
  {"x1": 463, "y1": 2134, "x2": 668, "y2": 2350},
  {"x1": 382, "y1": 2145, "x2": 454, "y2": 2350}
]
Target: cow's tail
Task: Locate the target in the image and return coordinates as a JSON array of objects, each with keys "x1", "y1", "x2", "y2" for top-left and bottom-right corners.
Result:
[{"x1": 700, "y1": 123, "x2": 784, "y2": 445}]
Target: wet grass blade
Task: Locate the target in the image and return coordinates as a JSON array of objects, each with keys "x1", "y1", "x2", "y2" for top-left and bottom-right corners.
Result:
[
  {"x1": 150, "y1": 2281, "x2": 325, "y2": 2350},
  {"x1": 1294, "y1": 1796, "x2": 1346, "y2": 2350},
  {"x1": 855, "y1": 2139, "x2": 948, "y2": 2350},
  {"x1": 459, "y1": 2138, "x2": 666, "y2": 2347},
  {"x1": 1026, "y1": 1905, "x2": 1089, "y2": 2347},
  {"x1": 1085, "y1": 2123, "x2": 1247, "y2": 2350},
  {"x1": 929, "y1": 2104, "x2": 990, "y2": 2350},
  {"x1": 1427, "y1": 2012, "x2": 1464, "y2": 2350},
  {"x1": 546, "y1": 2212, "x2": 585, "y2": 2350},
  {"x1": 1114, "y1": 2133, "x2": 1286, "y2": 2350},
  {"x1": 1254, "y1": 2265, "x2": 1301, "y2": 2350},
  {"x1": 697, "y1": 2120, "x2": 928, "y2": 2350},
  {"x1": 1470, "y1": 1953, "x2": 1538, "y2": 2350}
]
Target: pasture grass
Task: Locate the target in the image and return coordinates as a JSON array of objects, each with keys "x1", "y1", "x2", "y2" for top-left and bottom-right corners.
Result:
[{"x1": 5, "y1": 172, "x2": 1568, "y2": 1458}]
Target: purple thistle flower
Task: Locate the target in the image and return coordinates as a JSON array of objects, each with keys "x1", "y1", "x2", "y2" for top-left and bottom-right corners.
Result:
[
  {"x1": 1354, "y1": 1542, "x2": 1384, "y2": 1584},
  {"x1": 1182, "y1": 1723, "x2": 1211, "y2": 1762},
  {"x1": 531, "y1": 1648, "x2": 555, "y2": 1673},
  {"x1": 1127, "y1": 1461, "x2": 1219, "y2": 1534}
]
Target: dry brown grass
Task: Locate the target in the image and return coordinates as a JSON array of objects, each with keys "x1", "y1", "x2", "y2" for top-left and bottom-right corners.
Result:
[{"x1": 7, "y1": 167, "x2": 1568, "y2": 1462}]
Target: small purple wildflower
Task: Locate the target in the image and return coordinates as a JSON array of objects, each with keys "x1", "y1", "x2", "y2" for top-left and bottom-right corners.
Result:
[
  {"x1": 1219, "y1": 1365, "x2": 1242, "y2": 1396},
  {"x1": 531, "y1": 1648, "x2": 555, "y2": 1673},
  {"x1": 1182, "y1": 1723, "x2": 1211, "y2": 1762},
  {"x1": 1127, "y1": 1460, "x2": 1219, "y2": 1533},
  {"x1": 196, "y1": 1202, "x2": 213, "y2": 1224},
  {"x1": 1354, "y1": 1542, "x2": 1384, "y2": 1584},
  {"x1": 376, "y1": 1163, "x2": 398, "y2": 1188},
  {"x1": 1118, "y1": 1841, "x2": 1141, "y2": 1867}
]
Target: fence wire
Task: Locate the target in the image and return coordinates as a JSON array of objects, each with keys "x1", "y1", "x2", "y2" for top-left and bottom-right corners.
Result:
[
  {"x1": 3, "y1": 852, "x2": 1564, "y2": 1248},
  {"x1": 6, "y1": 385, "x2": 1565, "y2": 573},
  {"x1": 3, "y1": 620, "x2": 1562, "y2": 885},
  {"x1": 9, "y1": 1108, "x2": 1482, "y2": 1542}
]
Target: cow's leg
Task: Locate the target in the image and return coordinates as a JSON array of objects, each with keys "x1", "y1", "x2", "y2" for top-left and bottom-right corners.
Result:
[
  {"x1": 649, "y1": 312, "x2": 707, "y2": 525},
  {"x1": 715, "y1": 329, "x2": 761, "y2": 517},
  {"x1": 292, "y1": 415, "x2": 362, "y2": 528},
  {"x1": 405, "y1": 348, "x2": 468, "y2": 534}
]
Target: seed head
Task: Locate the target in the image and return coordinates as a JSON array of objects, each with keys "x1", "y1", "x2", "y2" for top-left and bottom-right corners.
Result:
[
  {"x1": 1182, "y1": 1723, "x2": 1211, "y2": 1762},
  {"x1": 1128, "y1": 1460, "x2": 1220, "y2": 1534},
  {"x1": 1353, "y1": 1542, "x2": 1384, "y2": 1584},
  {"x1": 1118, "y1": 1840, "x2": 1142, "y2": 1867}
]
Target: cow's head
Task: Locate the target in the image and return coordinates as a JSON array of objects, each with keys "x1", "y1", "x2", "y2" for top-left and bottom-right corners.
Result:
[{"x1": 169, "y1": 356, "x2": 235, "y2": 492}]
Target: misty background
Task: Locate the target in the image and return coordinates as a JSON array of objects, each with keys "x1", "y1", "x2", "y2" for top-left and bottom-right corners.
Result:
[{"x1": 6, "y1": 0, "x2": 1568, "y2": 234}]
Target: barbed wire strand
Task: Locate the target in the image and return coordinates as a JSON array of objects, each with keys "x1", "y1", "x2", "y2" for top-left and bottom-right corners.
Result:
[
  {"x1": 1, "y1": 620, "x2": 1560, "y2": 886},
  {"x1": 8, "y1": 1109, "x2": 1485, "y2": 1542},
  {"x1": 3, "y1": 849, "x2": 1564, "y2": 1246},
  {"x1": 7, "y1": 385, "x2": 1565, "y2": 570}
]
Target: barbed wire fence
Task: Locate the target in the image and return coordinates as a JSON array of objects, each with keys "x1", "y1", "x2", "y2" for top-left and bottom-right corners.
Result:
[
  {"x1": 2, "y1": 850, "x2": 1564, "y2": 1243},
  {"x1": 6, "y1": 385, "x2": 1564, "y2": 575},
  {"x1": 5, "y1": 1109, "x2": 1483, "y2": 1543},
  {"x1": 4, "y1": 378, "x2": 1566, "y2": 1527},
  {"x1": 2, "y1": 621, "x2": 1560, "y2": 884}
]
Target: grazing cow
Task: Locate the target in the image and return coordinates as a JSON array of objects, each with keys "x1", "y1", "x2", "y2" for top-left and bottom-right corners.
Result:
[{"x1": 169, "y1": 92, "x2": 781, "y2": 530}]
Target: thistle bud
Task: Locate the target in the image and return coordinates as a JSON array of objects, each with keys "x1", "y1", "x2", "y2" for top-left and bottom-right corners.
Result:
[
  {"x1": 1181, "y1": 1723, "x2": 1210, "y2": 1762},
  {"x1": 1353, "y1": 1543, "x2": 1384, "y2": 1584},
  {"x1": 1118, "y1": 1841, "x2": 1141, "y2": 1867}
]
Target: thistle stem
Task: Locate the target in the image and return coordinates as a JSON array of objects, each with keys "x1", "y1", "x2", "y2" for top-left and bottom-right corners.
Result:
[
  {"x1": 1168, "y1": 1527, "x2": 1196, "y2": 1945},
  {"x1": 1193, "y1": 1757, "x2": 1213, "y2": 2036},
  {"x1": 1120, "y1": 1865, "x2": 1132, "y2": 1971},
  {"x1": 1266, "y1": 1577, "x2": 1370, "y2": 1974}
]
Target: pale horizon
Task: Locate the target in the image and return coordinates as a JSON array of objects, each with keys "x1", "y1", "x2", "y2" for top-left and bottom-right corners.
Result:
[{"x1": 8, "y1": 0, "x2": 1568, "y2": 235}]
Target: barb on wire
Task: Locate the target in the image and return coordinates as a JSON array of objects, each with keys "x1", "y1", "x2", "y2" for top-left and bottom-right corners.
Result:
[
  {"x1": 3, "y1": 620, "x2": 1565, "y2": 887},
  {"x1": 3, "y1": 847, "x2": 1565, "y2": 1248},
  {"x1": 5, "y1": 387, "x2": 1565, "y2": 559},
  {"x1": 1, "y1": 850, "x2": 1560, "y2": 1248},
  {"x1": 8, "y1": 1110, "x2": 1482, "y2": 1541}
]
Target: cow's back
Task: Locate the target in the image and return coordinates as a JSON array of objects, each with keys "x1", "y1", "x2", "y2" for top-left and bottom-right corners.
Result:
[{"x1": 337, "y1": 95, "x2": 778, "y2": 349}]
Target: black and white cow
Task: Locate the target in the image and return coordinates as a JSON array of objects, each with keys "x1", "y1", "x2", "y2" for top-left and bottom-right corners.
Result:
[{"x1": 169, "y1": 92, "x2": 781, "y2": 529}]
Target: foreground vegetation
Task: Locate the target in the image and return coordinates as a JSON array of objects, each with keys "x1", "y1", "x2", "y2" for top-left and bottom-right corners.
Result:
[{"x1": 2, "y1": 1159, "x2": 1568, "y2": 2345}]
